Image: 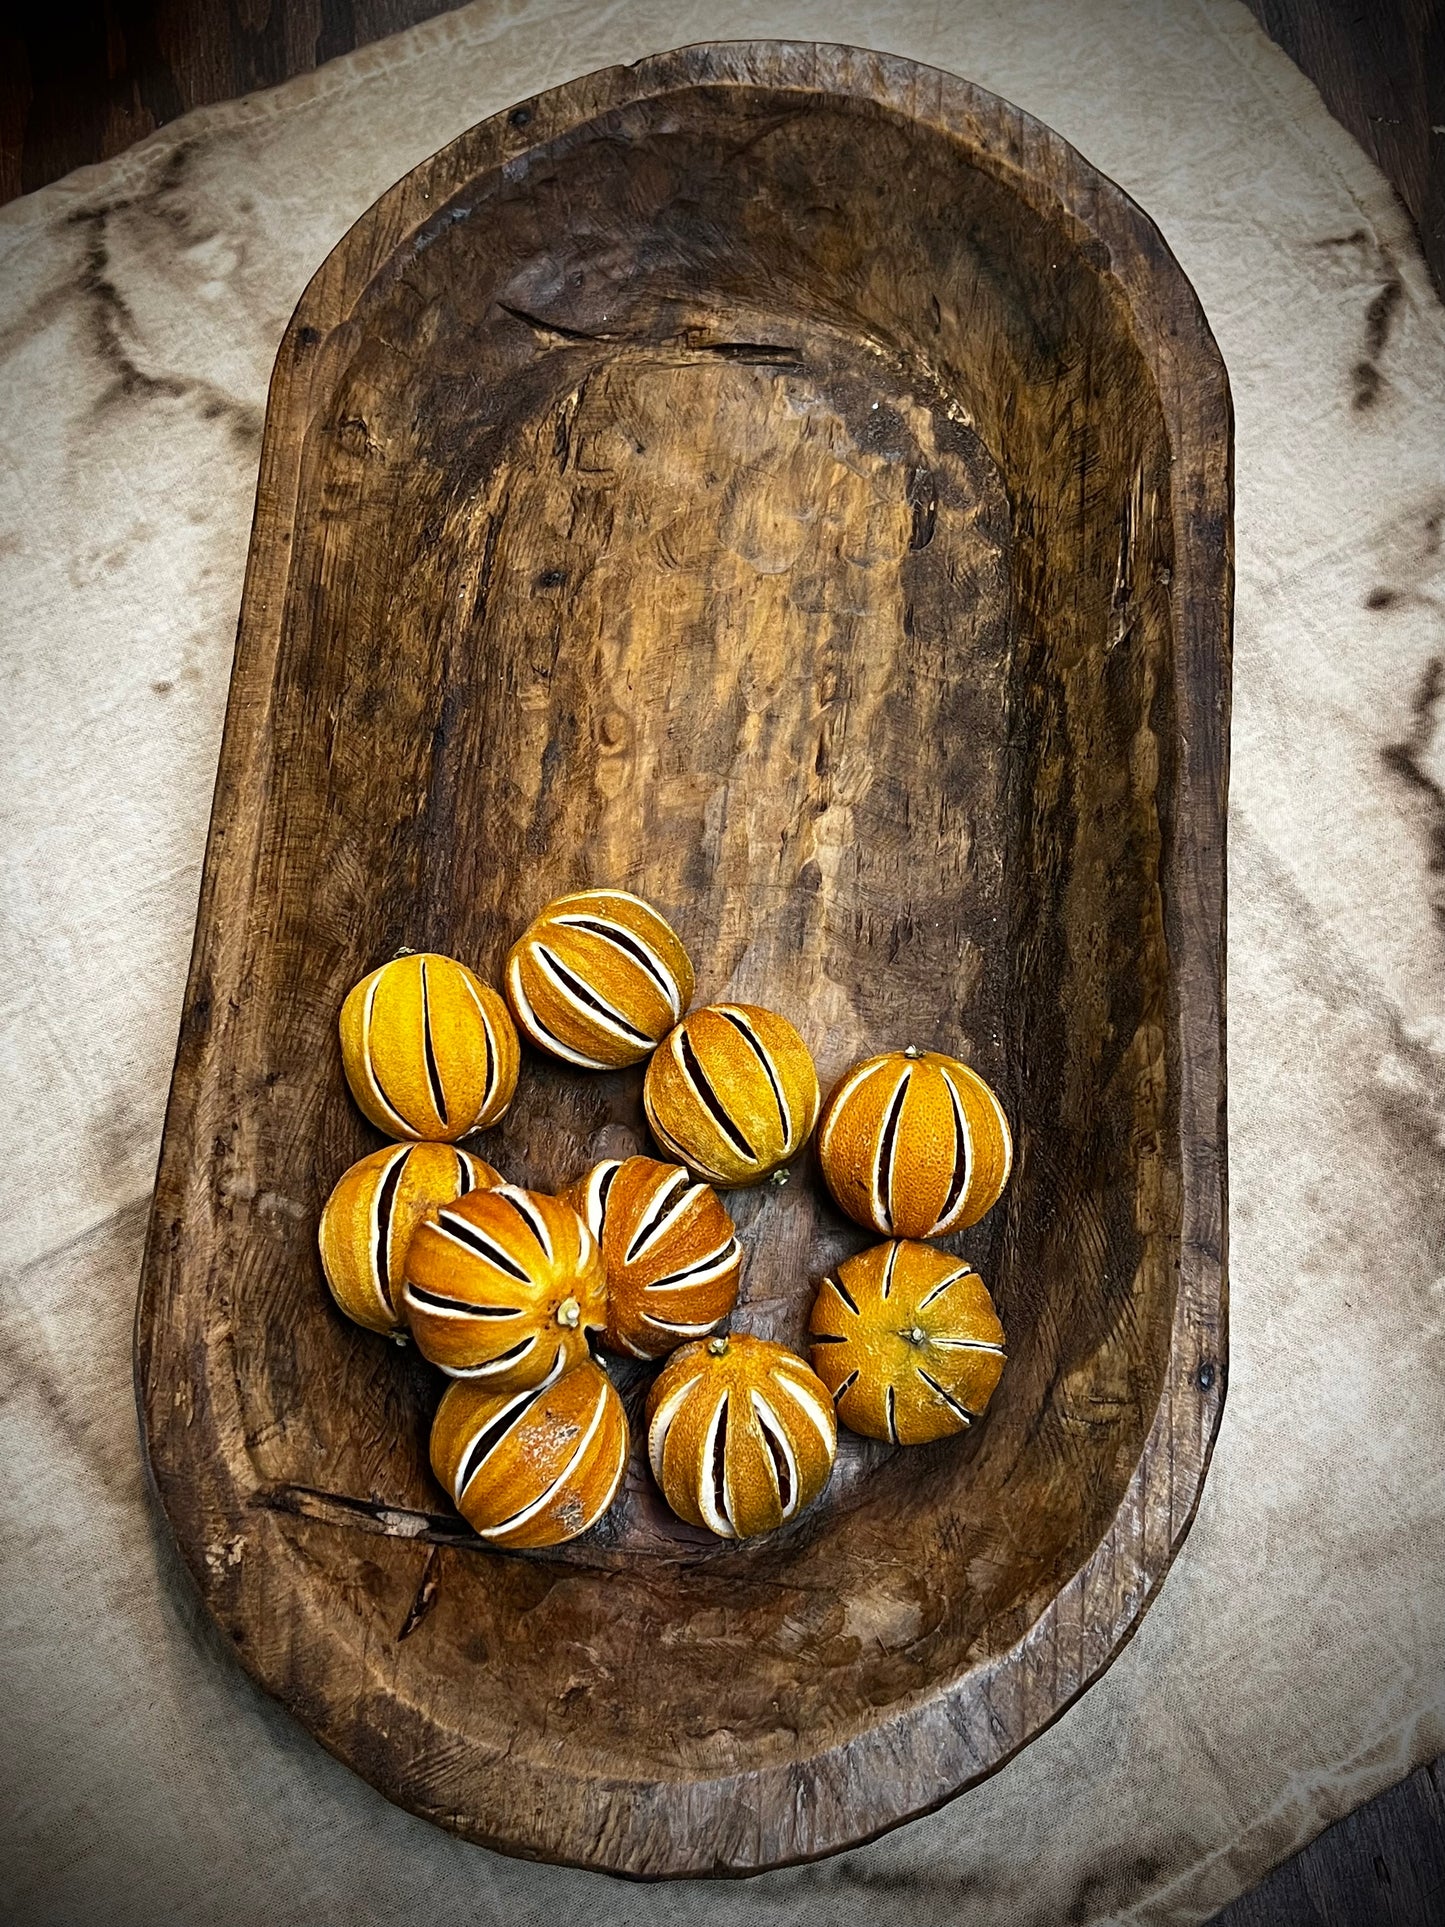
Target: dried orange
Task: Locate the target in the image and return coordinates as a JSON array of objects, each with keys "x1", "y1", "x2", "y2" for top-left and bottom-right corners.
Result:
[
  {"x1": 808, "y1": 1240, "x2": 1006, "y2": 1444},
  {"x1": 643, "y1": 1004, "x2": 820, "y2": 1186},
  {"x1": 317, "y1": 1141, "x2": 500, "y2": 1336},
  {"x1": 339, "y1": 951, "x2": 519, "y2": 1141},
  {"x1": 817, "y1": 1048, "x2": 1011, "y2": 1237},
  {"x1": 505, "y1": 888, "x2": 693, "y2": 1069},
  {"x1": 430, "y1": 1359, "x2": 627, "y2": 1547},
  {"x1": 645, "y1": 1333, "x2": 836, "y2": 1539},
  {"x1": 402, "y1": 1184, "x2": 604, "y2": 1389},
  {"x1": 566, "y1": 1156, "x2": 741, "y2": 1359}
]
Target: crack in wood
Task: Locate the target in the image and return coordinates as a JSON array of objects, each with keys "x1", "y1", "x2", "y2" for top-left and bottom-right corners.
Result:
[{"x1": 397, "y1": 1544, "x2": 446, "y2": 1639}]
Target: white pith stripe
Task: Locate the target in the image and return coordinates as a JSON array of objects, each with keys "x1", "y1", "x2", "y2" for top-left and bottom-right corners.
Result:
[
  {"x1": 918, "y1": 1370, "x2": 976, "y2": 1425},
  {"x1": 554, "y1": 887, "x2": 655, "y2": 917},
  {"x1": 829, "y1": 1368, "x2": 861, "y2": 1409},
  {"x1": 552, "y1": 890, "x2": 680, "y2": 986},
  {"x1": 818, "y1": 1275, "x2": 858, "y2": 1322},
  {"x1": 917, "y1": 1265, "x2": 975, "y2": 1310},
  {"x1": 358, "y1": 973, "x2": 415, "y2": 1136},
  {"x1": 817, "y1": 1057, "x2": 885, "y2": 1165},
  {"x1": 436, "y1": 1334, "x2": 539, "y2": 1378},
  {"x1": 645, "y1": 1099, "x2": 731, "y2": 1185},
  {"x1": 424, "y1": 1214, "x2": 530, "y2": 1286},
  {"x1": 641, "y1": 1312, "x2": 721, "y2": 1337},
  {"x1": 457, "y1": 968, "x2": 500, "y2": 1122},
  {"x1": 930, "y1": 1336, "x2": 1006, "y2": 1354},
  {"x1": 574, "y1": 1215, "x2": 599, "y2": 1273},
  {"x1": 591, "y1": 1421, "x2": 629, "y2": 1524},
  {"x1": 479, "y1": 1376, "x2": 611, "y2": 1541},
  {"x1": 453, "y1": 1378, "x2": 548, "y2": 1504},
  {"x1": 417, "y1": 958, "x2": 450, "y2": 1135},
  {"x1": 751, "y1": 1389, "x2": 801, "y2": 1522},
  {"x1": 505, "y1": 954, "x2": 613, "y2": 1069},
  {"x1": 435, "y1": 1325, "x2": 539, "y2": 1372},
  {"x1": 366, "y1": 1143, "x2": 411, "y2": 1321},
  {"x1": 441, "y1": 1338, "x2": 566, "y2": 1384},
  {"x1": 717, "y1": 1006, "x2": 792, "y2": 1147},
  {"x1": 936, "y1": 1067, "x2": 976, "y2": 1232},
  {"x1": 434, "y1": 1207, "x2": 512, "y2": 1248},
  {"x1": 769, "y1": 1370, "x2": 836, "y2": 1456},
  {"x1": 881, "y1": 1241, "x2": 902, "y2": 1299},
  {"x1": 871, "y1": 1067, "x2": 910, "y2": 1230},
  {"x1": 625, "y1": 1173, "x2": 698, "y2": 1263},
  {"x1": 698, "y1": 1393, "x2": 735, "y2": 1539},
  {"x1": 531, "y1": 942, "x2": 651, "y2": 1051},
  {"x1": 499, "y1": 1185, "x2": 553, "y2": 1261},
  {"x1": 579, "y1": 1161, "x2": 621, "y2": 1238},
  {"x1": 642, "y1": 1243, "x2": 738, "y2": 1293},
  {"x1": 400, "y1": 1285, "x2": 523, "y2": 1322},
  {"x1": 670, "y1": 1026, "x2": 760, "y2": 1173},
  {"x1": 647, "y1": 1115, "x2": 697, "y2": 1168},
  {"x1": 647, "y1": 1375, "x2": 696, "y2": 1486},
  {"x1": 554, "y1": 914, "x2": 683, "y2": 1020}
]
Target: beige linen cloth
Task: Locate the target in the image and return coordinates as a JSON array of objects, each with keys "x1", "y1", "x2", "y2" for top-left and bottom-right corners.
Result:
[{"x1": 3, "y1": 0, "x2": 1443, "y2": 1920}]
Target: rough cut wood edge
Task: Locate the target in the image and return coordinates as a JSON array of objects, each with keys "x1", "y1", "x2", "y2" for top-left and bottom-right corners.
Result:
[{"x1": 134, "y1": 40, "x2": 1231, "y2": 1877}]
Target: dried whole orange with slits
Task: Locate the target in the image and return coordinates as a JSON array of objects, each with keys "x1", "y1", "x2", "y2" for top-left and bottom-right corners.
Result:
[
  {"x1": 643, "y1": 1003, "x2": 820, "y2": 1186},
  {"x1": 808, "y1": 1240, "x2": 1006, "y2": 1445},
  {"x1": 817, "y1": 1047, "x2": 1012, "y2": 1238},
  {"x1": 645, "y1": 1333, "x2": 836, "y2": 1539},
  {"x1": 402, "y1": 1184, "x2": 604, "y2": 1390},
  {"x1": 318, "y1": 1141, "x2": 500, "y2": 1336},
  {"x1": 565, "y1": 1156, "x2": 742, "y2": 1358},
  {"x1": 339, "y1": 951, "x2": 520, "y2": 1141},
  {"x1": 505, "y1": 888, "x2": 694, "y2": 1068},
  {"x1": 430, "y1": 1359, "x2": 628, "y2": 1547}
]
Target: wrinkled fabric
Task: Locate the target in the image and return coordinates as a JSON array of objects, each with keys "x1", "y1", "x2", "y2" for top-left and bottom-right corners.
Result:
[{"x1": 2, "y1": 1, "x2": 1443, "y2": 1921}]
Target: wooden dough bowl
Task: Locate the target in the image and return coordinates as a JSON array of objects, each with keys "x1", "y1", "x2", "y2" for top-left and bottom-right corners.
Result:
[{"x1": 136, "y1": 42, "x2": 1230, "y2": 1878}]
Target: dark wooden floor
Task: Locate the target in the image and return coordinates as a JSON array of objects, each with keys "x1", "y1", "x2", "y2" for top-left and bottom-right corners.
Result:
[
  {"x1": 2, "y1": 0, "x2": 1441, "y2": 293},
  {"x1": 2, "y1": 2, "x2": 1441, "y2": 1919},
  {"x1": 1214, "y1": 1756, "x2": 1445, "y2": 1927},
  {"x1": 1245, "y1": 0, "x2": 1442, "y2": 294}
]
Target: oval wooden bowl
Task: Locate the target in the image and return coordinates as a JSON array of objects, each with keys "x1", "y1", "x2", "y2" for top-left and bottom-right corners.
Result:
[{"x1": 136, "y1": 41, "x2": 1230, "y2": 1878}]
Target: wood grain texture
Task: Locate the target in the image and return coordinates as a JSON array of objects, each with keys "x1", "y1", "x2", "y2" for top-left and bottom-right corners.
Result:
[
  {"x1": 0, "y1": 0, "x2": 467, "y2": 203},
  {"x1": 1213, "y1": 1756, "x2": 1445, "y2": 1927},
  {"x1": 134, "y1": 41, "x2": 1231, "y2": 1876},
  {"x1": 1241, "y1": 0, "x2": 1444, "y2": 298},
  {"x1": 6, "y1": 0, "x2": 1440, "y2": 303}
]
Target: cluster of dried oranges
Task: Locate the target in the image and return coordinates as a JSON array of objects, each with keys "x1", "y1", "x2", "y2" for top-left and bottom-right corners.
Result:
[{"x1": 318, "y1": 888, "x2": 1012, "y2": 1550}]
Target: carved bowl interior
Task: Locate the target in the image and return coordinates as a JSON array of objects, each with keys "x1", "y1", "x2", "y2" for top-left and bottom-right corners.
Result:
[{"x1": 137, "y1": 42, "x2": 1229, "y2": 1878}]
